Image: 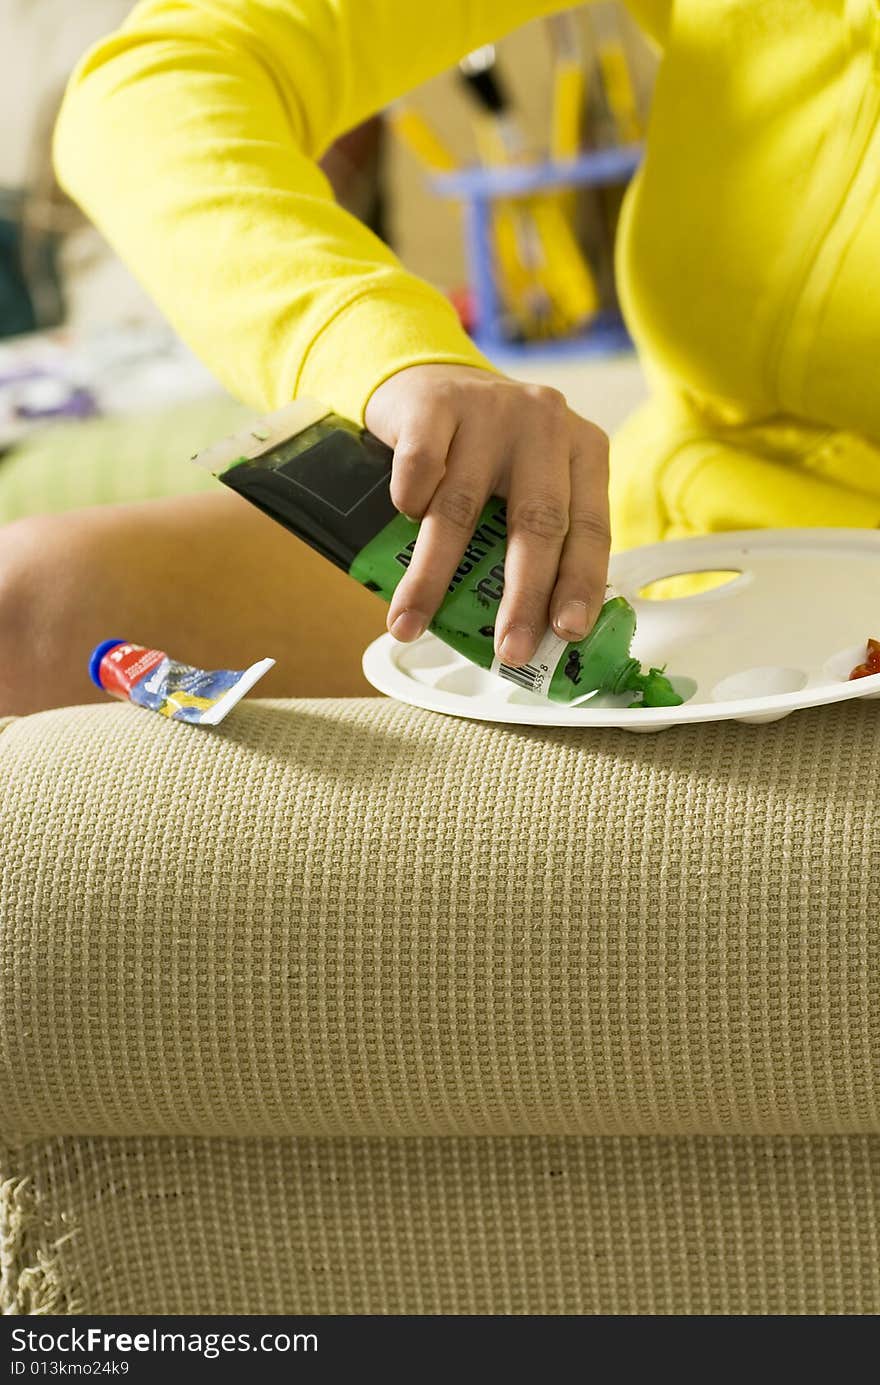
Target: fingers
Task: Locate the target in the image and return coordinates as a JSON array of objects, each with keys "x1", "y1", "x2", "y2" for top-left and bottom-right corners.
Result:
[
  {"x1": 387, "y1": 421, "x2": 493, "y2": 641},
  {"x1": 388, "y1": 397, "x2": 457, "y2": 521},
  {"x1": 369, "y1": 367, "x2": 611, "y2": 663},
  {"x1": 494, "y1": 389, "x2": 570, "y2": 667},
  {"x1": 550, "y1": 415, "x2": 611, "y2": 642}
]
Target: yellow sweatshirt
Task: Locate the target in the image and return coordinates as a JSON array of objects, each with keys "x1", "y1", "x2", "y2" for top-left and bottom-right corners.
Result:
[{"x1": 55, "y1": 0, "x2": 880, "y2": 548}]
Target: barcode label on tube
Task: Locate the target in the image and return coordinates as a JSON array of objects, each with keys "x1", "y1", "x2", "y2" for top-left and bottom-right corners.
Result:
[
  {"x1": 490, "y1": 627, "x2": 569, "y2": 699},
  {"x1": 497, "y1": 661, "x2": 547, "y2": 692}
]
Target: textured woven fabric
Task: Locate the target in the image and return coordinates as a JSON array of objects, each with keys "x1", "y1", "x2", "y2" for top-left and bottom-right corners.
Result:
[
  {"x1": 2, "y1": 1133, "x2": 878, "y2": 1314},
  {"x1": 2, "y1": 696, "x2": 878, "y2": 1141}
]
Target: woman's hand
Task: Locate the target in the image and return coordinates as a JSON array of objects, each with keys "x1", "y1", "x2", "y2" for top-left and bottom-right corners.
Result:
[{"x1": 364, "y1": 363, "x2": 611, "y2": 668}]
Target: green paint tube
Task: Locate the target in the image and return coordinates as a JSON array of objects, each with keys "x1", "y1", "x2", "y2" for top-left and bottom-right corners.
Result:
[{"x1": 192, "y1": 401, "x2": 682, "y2": 709}]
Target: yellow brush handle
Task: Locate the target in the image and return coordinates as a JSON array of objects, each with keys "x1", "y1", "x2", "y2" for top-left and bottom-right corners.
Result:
[
  {"x1": 388, "y1": 105, "x2": 458, "y2": 173},
  {"x1": 597, "y1": 42, "x2": 643, "y2": 144},
  {"x1": 548, "y1": 56, "x2": 600, "y2": 324},
  {"x1": 492, "y1": 205, "x2": 555, "y2": 337},
  {"x1": 528, "y1": 197, "x2": 599, "y2": 327},
  {"x1": 551, "y1": 61, "x2": 585, "y2": 162}
]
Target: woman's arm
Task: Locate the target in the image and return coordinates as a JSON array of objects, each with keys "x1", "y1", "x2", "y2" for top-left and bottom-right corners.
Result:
[
  {"x1": 55, "y1": 0, "x2": 613, "y2": 672},
  {"x1": 54, "y1": 0, "x2": 565, "y2": 421}
]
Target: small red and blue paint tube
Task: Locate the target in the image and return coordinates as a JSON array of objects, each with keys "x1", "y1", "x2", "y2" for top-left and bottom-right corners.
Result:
[{"x1": 89, "y1": 639, "x2": 275, "y2": 726}]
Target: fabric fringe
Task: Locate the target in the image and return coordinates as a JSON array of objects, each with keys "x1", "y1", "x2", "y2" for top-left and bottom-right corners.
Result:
[{"x1": 0, "y1": 1160, "x2": 79, "y2": 1315}]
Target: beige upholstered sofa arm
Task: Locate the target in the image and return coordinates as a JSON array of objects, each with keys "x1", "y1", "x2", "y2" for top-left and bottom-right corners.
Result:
[{"x1": 1, "y1": 697, "x2": 877, "y2": 1140}]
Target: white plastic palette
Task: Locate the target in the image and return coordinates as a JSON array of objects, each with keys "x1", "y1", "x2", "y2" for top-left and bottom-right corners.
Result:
[{"x1": 362, "y1": 529, "x2": 880, "y2": 732}]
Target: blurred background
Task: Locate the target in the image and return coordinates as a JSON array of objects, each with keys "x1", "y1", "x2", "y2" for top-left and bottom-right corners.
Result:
[{"x1": 0, "y1": 0, "x2": 656, "y2": 456}]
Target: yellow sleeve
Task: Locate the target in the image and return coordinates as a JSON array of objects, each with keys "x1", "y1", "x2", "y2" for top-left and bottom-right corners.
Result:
[{"x1": 54, "y1": 0, "x2": 567, "y2": 422}]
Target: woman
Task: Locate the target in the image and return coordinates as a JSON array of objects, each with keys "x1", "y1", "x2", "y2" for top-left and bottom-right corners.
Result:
[{"x1": 3, "y1": 0, "x2": 879, "y2": 714}]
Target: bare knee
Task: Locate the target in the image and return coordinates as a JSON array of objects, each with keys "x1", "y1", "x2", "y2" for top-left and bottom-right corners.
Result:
[
  {"x1": 0, "y1": 515, "x2": 96, "y2": 716},
  {"x1": 0, "y1": 519, "x2": 46, "y2": 714}
]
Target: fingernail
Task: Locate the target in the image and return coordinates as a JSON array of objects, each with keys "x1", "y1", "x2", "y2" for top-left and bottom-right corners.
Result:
[
  {"x1": 403, "y1": 513, "x2": 420, "y2": 525},
  {"x1": 555, "y1": 600, "x2": 588, "y2": 639},
  {"x1": 390, "y1": 610, "x2": 427, "y2": 642},
  {"x1": 498, "y1": 625, "x2": 535, "y2": 667}
]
